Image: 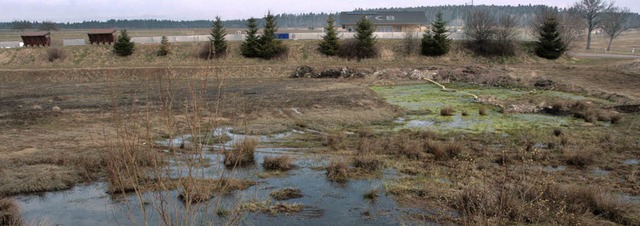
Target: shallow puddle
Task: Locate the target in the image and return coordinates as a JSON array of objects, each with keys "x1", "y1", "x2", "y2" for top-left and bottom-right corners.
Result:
[{"x1": 17, "y1": 143, "x2": 418, "y2": 225}]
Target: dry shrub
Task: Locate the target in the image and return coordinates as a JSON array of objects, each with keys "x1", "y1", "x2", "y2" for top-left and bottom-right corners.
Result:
[
  {"x1": 47, "y1": 47, "x2": 64, "y2": 62},
  {"x1": 427, "y1": 141, "x2": 463, "y2": 161},
  {"x1": 0, "y1": 198, "x2": 21, "y2": 226},
  {"x1": 440, "y1": 106, "x2": 456, "y2": 116},
  {"x1": 564, "y1": 149, "x2": 594, "y2": 168},
  {"x1": 262, "y1": 155, "x2": 294, "y2": 171},
  {"x1": 337, "y1": 39, "x2": 378, "y2": 60},
  {"x1": 178, "y1": 178, "x2": 255, "y2": 203},
  {"x1": 105, "y1": 146, "x2": 160, "y2": 194},
  {"x1": 553, "y1": 128, "x2": 563, "y2": 137},
  {"x1": 352, "y1": 155, "x2": 383, "y2": 171},
  {"x1": 549, "y1": 185, "x2": 639, "y2": 225},
  {"x1": 224, "y1": 138, "x2": 257, "y2": 167},
  {"x1": 356, "y1": 137, "x2": 387, "y2": 154},
  {"x1": 392, "y1": 135, "x2": 424, "y2": 160},
  {"x1": 357, "y1": 128, "x2": 376, "y2": 138},
  {"x1": 479, "y1": 107, "x2": 488, "y2": 116},
  {"x1": 270, "y1": 188, "x2": 303, "y2": 201},
  {"x1": 325, "y1": 131, "x2": 347, "y2": 151},
  {"x1": 326, "y1": 159, "x2": 349, "y2": 182},
  {"x1": 197, "y1": 42, "x2": 213, "y2": 60}
]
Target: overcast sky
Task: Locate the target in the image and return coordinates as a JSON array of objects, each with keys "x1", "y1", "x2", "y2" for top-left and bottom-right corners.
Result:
[{"x1": 1, "y1": 0, "x2": 638, "y2": 22}]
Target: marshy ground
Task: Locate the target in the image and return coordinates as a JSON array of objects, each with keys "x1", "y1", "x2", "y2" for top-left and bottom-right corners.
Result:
[{"x1": 1, "y1": 43, "x2": 640, "y2": 225}]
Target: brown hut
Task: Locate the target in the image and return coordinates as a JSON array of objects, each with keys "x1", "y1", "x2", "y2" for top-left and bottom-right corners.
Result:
[
  {"x1": 88, "y1": 29, "x2": 116, "y2": 45},
  {"x1": 20, "y1": 31, "x2": 51, "y2": 47}
]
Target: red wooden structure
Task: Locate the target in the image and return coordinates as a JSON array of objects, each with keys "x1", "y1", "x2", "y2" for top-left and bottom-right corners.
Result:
[
  {"x1": 88, "y1": 29, "x2": 116, "y2": 45},
  {"x1": 20, "y1": 31, "x2": 51, "y2": 47}
]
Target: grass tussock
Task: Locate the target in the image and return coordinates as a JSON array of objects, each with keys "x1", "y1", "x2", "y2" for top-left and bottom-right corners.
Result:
[
  {"x1": 564, "y1": 149, "x2": 594, "y2": 169},
  {"x1": 352, "y1": 155, "x2": 383, "y2": 171},
  {"x1": 224, "y1": 138, "x2": 258, "y2": 167},
  {"x1": 479, "y1": 107, "x2": 488, "y2": 116},
  {"x1": 457, "y1": 183, "x2": 639, "y2": 225},
  {"x1": 239, "y1": 200, "x2": 304, "y2": 214},
  {"x1": 392, "y1": 135, "x2": 424, "y2": 160},
  {"x1": 325, "y1": 131, "x2": 347, "y2": 150},
  {"x1": 262, "y1": 155, "x2": 295, "y2": 171},
  {"x1": 0, "y1": 198, "x2": 21, "y2": 226},
  {"x1": 426, "y1": 141, "x2": 463, "y2": 161},
  {"x1": 270, "y1": 188, "x2": 303, "y2": 201},
  {"x1": 178, "y1": 178, "x2": 255, "y2": 203},
  {"x1": 363, "y1": 187, "x2": 379, "y2": 200},
  {"x1": 440, "y1": 106, "x2": 456, "y2": 116},
  {"x1": 326, "y1": 159, "x2": 349, "y2": 182}
]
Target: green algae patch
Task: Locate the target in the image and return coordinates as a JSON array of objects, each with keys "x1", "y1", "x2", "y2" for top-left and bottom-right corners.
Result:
[{"x1": 370, "y1": 83, "x2": 596, "y2": 133}]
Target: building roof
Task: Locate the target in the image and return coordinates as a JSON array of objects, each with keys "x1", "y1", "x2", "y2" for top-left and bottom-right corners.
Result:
[
  {"x1": 88, "y1": 29, "x2": 116, "y2": 34},
  {"x1": 339, "y1": 11, "x2": 427, "y2": 25},
  {"x1": 21, "y1": 31, "x2": 50, "y2": 37}
]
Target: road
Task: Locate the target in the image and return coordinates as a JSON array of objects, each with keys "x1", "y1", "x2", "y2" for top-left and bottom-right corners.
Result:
[{"x1": 573, "y1": 52, "x2": 640, "y2": 59}]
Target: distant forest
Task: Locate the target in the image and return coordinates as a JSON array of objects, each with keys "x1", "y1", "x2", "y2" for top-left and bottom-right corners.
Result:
[{"x1": 1, "y1": 4, "x2": 638, "y2": 30}]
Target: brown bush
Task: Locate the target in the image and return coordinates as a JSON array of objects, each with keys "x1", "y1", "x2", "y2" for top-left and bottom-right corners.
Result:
[
  {"x1": 479, "y1": 107, "x2": 488, "y2": 116},
  {"x1": 262, "y1": 155, "x2": 294, "y2": 171},
  {"x1": 564, "y1": 150, "x2": 594, "y2": 168},
  {"x1": 326, "y1": 159, "x2": 349, "y2": 182},
  {"x1": 440, "y1": 106, "x2": 456, "y2": 116},
  {"x1": 392, "y1": 136, "x2": 424, "y2": 160},
  {"x1": 197, "y1": 42, "x2": 213, "y2": 60},
  {"x1": 610, "y1": 114, "x2": 623, "y2": 124},
  {"x1": 427, "y1": 141, "x2": 463, "y2": 161},
  {"x1": 47, "y1": 47, "x2": 64, "y2": 62},
  {"x1": 0, "y1": 198, "x2": 21, "y2": 226},
  {"x1": 224, "y1": 138, "x2": 257, "y2": 167},
  {"x1": 325, "y1": 131, "x2": 347, "y2": 151},
  {"x1": 336, "y1": 39, "x2": 378, "y2": 60},
  {"x1": 352, "y1": 155, "x2": 383, "y2": 171}
]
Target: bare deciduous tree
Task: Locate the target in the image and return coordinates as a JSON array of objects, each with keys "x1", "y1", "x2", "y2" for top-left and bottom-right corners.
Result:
[
  {"x1": 495, "y1": 15, "x2": 518, "y2": 56},
  {"x1": 571, "y1": 0, "x2": 613, "y2": 49},
  {"x1": 465, "y1": 10, "x2": 497, "y2": 45},
  {"x1": 601, "y1": 7, "x2": 632, "y2": 51}
]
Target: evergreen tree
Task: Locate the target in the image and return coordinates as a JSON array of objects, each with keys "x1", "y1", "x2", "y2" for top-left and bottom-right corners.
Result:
[
  {"x1": 318, "y1": 16, "x2": 339, "y2": 56},
  {"x1": 258, "y1": 12, "x2": 287, "y2": 59},
  {"x1": 422, "y1": 12, "x2": 451, "y2": 56},
  {"x1": 210, "y1": 16, "x2": 227, "y2": 58},
  {"x1": 113, "y1": 29, "x2": 135, "y2": 57},
  {"x1": 157, "y1": 36, "x2": 169, "y2": 56},
  {"x1": 240, "y1": 18, "x2": 260, "y2": 58},
  {"x1": 535, "y1": 17, "x2": 567, "y2": 59},
  {"x1": 353, "y1": 16, "x2": 377, "y2": 59}
]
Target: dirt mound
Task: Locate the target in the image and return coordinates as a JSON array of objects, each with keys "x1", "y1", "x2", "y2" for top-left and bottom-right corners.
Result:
[{"x1": 616, "y1": 60, "x2": 640, "y2": 75}]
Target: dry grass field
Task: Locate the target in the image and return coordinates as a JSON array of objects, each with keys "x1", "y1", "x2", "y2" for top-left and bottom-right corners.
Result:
[{"x1": 0, "y1": 33, "x2": 639, "y2": 225}]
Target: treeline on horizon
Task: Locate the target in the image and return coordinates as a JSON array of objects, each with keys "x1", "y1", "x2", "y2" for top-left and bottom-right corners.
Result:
[{"x1": 1, "y1": 4, "x2": 639, "y2": 30}]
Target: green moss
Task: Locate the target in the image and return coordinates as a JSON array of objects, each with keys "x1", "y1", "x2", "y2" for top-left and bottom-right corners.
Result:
[{"x1": 371, "y1": 83, "x2": 597, "y2": 133}]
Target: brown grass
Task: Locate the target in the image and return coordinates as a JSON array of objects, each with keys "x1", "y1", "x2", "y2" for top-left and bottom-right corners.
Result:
[
  {"x1": 352, "y1": 155, "x2": 383, "y2": 171},
  {"x1": 224, "y1": 138, "x2": 258, "y2": 167},
  {"x1": 270, "y1": 188, "x2": 303, "y2": 201},
  {"x1": 457, "y1": 182, "x2": 639, "y2": 225},
  {"x1": 564, "y1": 149, "x2": 594, "y2": 169},
  {"x1": 0, "y1": 198, "x2": 21, "y2": 226},
  {"x1": 440, "y1": 106, "x2": 456, "y2": 116},
  {"x1": 479, "y1": 107, "x2": 488, "y2": 116},
  {"x1": 426, "y1": 141, "x2": 463, "y2": 161},
  {"x1": 325, "y1": 131, "x2": 347, "y2": 150},
  {"x1": 262, "y1": 155, "x2": 295, "y2": 171},
  {"x1": 46, "y1": 47, "x2": 64, "y2": 62},
  {"x1": 326, "y1": 159, "x2": 349, "y2": 182},
  {"x1": 178, "y1": 178, "x2": 256, "y2": 203},
  {"x1": 392, "y1": 136, "x2": 424, "y2": 160}
]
